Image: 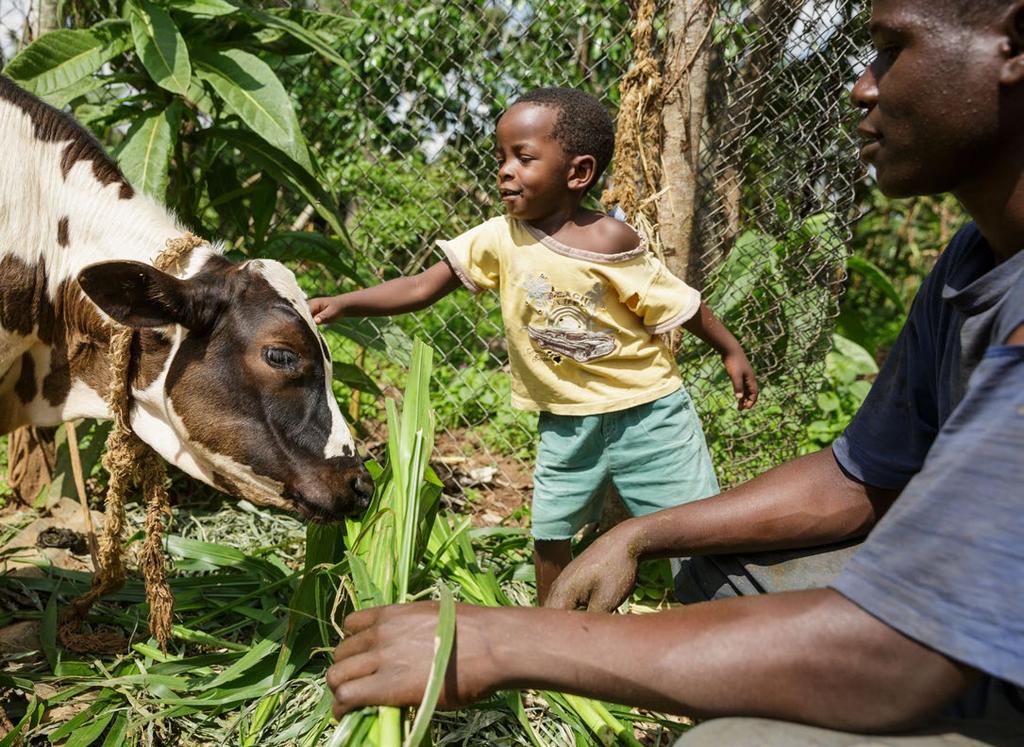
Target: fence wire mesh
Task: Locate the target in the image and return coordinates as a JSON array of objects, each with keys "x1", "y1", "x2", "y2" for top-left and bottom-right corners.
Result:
[{"x1": 0, "y1": 0, "x2": 869, "y2": 508}]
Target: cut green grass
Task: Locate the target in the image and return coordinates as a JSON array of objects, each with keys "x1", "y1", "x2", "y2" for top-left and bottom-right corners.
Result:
[{"x1": 0, "y1": 340, "x2": 689, "y2": 746}]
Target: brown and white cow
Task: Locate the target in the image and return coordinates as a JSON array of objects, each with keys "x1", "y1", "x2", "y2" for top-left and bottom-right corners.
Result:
[{"x1": 0, "y1": 75, "x2": 373, "y2": 520}]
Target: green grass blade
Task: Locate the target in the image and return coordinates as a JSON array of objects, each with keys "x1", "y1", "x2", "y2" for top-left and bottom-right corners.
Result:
[{"x1": 403, "y1": 584, "x2": 455, "y2": 747}]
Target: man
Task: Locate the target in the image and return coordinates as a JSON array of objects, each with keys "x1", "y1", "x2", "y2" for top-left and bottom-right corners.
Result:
[{"x1": 327, "y1": 1, "x2": 1024, "y2": 743}]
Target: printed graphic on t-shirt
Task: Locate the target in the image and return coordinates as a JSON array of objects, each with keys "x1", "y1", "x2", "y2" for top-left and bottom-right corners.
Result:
[{"x1": 521, "y1": 273, "x2": 616, "y2": 363}]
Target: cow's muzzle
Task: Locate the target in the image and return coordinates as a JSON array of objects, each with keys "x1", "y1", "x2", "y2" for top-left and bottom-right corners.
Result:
[{"x1": 288, "y1": 458, "x2": 375, "y2": 522}]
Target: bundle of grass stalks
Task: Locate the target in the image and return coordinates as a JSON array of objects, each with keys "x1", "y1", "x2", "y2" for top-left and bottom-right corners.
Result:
[{"x1": 0, "y1": 339, "x2": 684, "y2": 746}]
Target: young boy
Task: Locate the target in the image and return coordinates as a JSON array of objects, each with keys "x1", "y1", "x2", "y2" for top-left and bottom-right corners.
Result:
[{"x1": 311, "y1": 87, "x2": 757, "y2": 603}]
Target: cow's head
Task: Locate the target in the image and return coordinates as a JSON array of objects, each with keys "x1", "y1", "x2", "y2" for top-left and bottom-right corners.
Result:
[{"x1": 77, "y1": 254, "x2": 373, "y2": 520}]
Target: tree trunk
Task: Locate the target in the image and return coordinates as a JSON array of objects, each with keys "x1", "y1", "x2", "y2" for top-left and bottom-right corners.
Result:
[
  {"x1": 36, "y1": 0, "x2": 60, "y2": 36},
  {"x1": 656, "y1": 0, "x2": 715, "y2": 283},
  {"x1": 7, "y1": 426, "x2": 57, "y2": 506}
]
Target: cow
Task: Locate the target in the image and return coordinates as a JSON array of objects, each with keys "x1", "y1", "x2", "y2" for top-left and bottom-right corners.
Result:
[{"x1": 0, "y1": 75, "x2": 374, "y2": 521}]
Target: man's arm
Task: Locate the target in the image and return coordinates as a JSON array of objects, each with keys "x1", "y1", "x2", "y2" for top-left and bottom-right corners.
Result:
[
  {"x1": 547, "y1": 447, "x2": 898, "y2": 611},
  {"x1": 328, "y1": 590, "x2": 975, "y2": 731},
  {"x1": 682, "y1": 302, "x2": 758, "y2": 409},
  {"x1": 310, "y1": 259, "x2": 462, "y2": 323}
]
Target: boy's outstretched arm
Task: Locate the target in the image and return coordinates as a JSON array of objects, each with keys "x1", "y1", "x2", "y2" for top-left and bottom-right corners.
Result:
[
  {"x1": 309, "y1": 259, "x2": 462, "y2": 323},
  {"x1": 682, "y1": 302, "x2": 758, "y2": 409}
]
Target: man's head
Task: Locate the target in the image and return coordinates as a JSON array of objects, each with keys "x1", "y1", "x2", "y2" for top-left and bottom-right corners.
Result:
[
  {"x1": 494, "y1": 87, "x2": 614, "y2": 220},
  {"x1": 853, "y1": 0, "x2": 1024, "y2": 198}
]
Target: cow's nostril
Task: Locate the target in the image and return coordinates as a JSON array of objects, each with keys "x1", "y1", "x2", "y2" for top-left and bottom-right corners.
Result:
[{"x1": 352, "y1": 474, "x2": 374, "y2": 505}]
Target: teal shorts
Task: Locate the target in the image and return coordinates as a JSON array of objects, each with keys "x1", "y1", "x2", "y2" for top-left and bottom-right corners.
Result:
[{"x1": 531, "y1": 387, "x2": 720, "y2": 540}]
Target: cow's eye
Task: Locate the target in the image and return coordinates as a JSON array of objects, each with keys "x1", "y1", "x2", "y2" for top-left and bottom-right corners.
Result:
[{"x1": 263, "y1": 346, "x2": 299, "y2": 369}]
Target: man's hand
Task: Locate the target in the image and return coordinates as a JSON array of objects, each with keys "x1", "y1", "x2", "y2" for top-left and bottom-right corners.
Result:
[
  {"x1": 327, "y1": 602, "x2": 497, "y2": 719},
  {"x1": 545, "y1": 523, "x2": 641, "y2": 612},
  {"x1": 723, "y1": 349, "x2": 758, "y2": 410},
  {"x1": 309, "y1": 296, "x2": 345, "y2": 324}
]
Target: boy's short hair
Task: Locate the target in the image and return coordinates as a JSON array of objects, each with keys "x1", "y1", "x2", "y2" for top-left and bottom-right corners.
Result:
[
  {"x1": 949, "y1": 0, "x2": 1013, "y2": 21},
  {"x1": 512, "y1": 87, "x2": 615, "y2": 190}
]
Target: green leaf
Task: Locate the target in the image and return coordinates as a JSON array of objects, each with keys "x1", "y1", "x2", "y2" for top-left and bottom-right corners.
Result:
[
  {"x1": 115, "y1": 100, "x2": 182, "y2": 200},
  {"x1": 325, "y1": 318, "x2": 413, "y2": 366},
  {"x1": 130, "y1": 0, "x2": 192, "y2": 96},
  {"x1": 64, "y1": 712, "x2": 114, "y2": 747},
  {"x1": 3, "y1": 23, "x2": 131, "y2": 95},
  {"x1": 239, "y1": 6, "x2": 356, "y2": 67},
  {"x1": 333, "y1": 361, "x2": 383, "y2": 396},
  {"x1": 816, "y1": 391, "x2": 840, "y2": 413},
  {"x1": 194, "y1": 47, "x2": 312, "y2": 171},
  {"x1": 38, "y1": 74, "x2": 105, "y2": 109},
  {"x1": 201, "y1": 126, "x2": 342, "y2": 236},
  {"x1": 403, "y1": 584, "x2": 455, "y2": 747},
  {"x1": 197, "y1": 637, "x2": 279, "y2": 691},
  {"x1": 707, "y1": 230, "x2": 777, "y2": 320},
  {"x1": 832, "y1": 334, "x2": 879, "y2": 376},
  {"x1": 99, "y1": 715, "x2": 128, "y2": 747},
  {"x1": 262, "y1": 231, "x2": 359, "y2": 282},
  {"x1": 847, "y1": 254, "x2": 906, "y2": 311},
  {"x1": 165, "y1": 534, "x2": 247, "y2": 566},
  {"x1": 167, "y1": 0, "x2": 238, "y2": 16}
]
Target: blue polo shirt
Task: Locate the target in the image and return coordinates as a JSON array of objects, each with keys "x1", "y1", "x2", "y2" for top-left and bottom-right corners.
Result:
[{"x1": 832, "y1": 223, "x2": 1024, "y2": 688}]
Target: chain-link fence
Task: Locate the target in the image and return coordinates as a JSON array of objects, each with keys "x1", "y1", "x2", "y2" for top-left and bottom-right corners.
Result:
[{"x1": 0, "y1": 0, "x2": 869, "y2": 507}]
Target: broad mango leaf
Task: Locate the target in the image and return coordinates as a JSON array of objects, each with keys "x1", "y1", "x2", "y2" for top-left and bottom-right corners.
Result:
[
  {"x1": 130, "y1": 0, "x2": 192, "y2": 96},
  {"x1": 115, "y1": 100, "x2": 183, "y2": 200},
  {"x1": 201, "y1": 126, "x2": 341, "y2": 236},
  {"x1": 167, "y1": 0, "x2": 238, "y2": 16},
  {"x1": 194, "y1": 47, "x2": 312, "y2": 171},
  {"x1": 2, "y1": 21, "x2": 131, "y2": 95}
]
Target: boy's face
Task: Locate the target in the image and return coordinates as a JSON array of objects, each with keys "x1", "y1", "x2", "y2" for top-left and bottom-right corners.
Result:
[
  {"x1": 853, "y1": 0, "x2": 1014, "y2": 198},
  {"x1": 494, "y1": 103, "x2": 574, "y2": 220}
]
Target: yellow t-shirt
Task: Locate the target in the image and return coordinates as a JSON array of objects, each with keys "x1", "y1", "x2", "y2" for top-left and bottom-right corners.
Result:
[{"x1": 439, "y1": 216, "x2": 701, "y2": 415}]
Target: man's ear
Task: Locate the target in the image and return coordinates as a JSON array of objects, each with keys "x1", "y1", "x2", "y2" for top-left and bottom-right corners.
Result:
[
  {"x1": 78, "y1": 260, "x2": 220, "y2": 331},
  {"x1": 567, "y1": 155, "x2": 598, "y2": 193},
  {"x1": 999, "y1": 1, "x2": 1024, "y2": 85}
]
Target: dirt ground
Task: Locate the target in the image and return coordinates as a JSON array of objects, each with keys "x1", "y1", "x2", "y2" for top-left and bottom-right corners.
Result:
[{"x1": 358, "y1": 422, "x2": 534, "y2": 528}]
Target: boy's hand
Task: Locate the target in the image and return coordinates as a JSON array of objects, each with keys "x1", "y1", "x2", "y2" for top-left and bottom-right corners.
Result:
[
  {"x1": 723, "y1": 349, "x2": 758, "y2": 410},
  {"x1": 309, "y1": 296, "x2": 345, "y2": 324}
]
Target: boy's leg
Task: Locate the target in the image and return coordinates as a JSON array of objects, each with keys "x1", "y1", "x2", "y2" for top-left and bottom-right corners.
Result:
[
  {"x1": 604, "y1": 387, "x2": 861, "y2": 602},
  {"x1": 607, "y1": 387, "x2": 719, "y2": 519},
  {"x1": 531, "y1": 411, "x2": 608, "y2": 605},
  {"x1": 534, "y1": 539, "x2": 573, "y2": 605}
]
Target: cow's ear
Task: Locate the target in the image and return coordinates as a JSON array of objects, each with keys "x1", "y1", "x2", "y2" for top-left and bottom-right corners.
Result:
[{"x1": 78, "y1": 260, "x2": 219, "y2": 331}]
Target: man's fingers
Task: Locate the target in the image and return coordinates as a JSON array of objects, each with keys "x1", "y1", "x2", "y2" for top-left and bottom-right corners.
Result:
[
  {"x1": 330, "y1": 674, "x2": 387, "y2": 720},
  {"x1": 545, "y1": 579, "x2": 588, "y2": 610},
  {"x1": 327, "y1": 651, "x2": 380, "y2": 695},
  {"x1": 343, "y1": 607, "x2": 382, "y2": 636},
  {"x1": 587, "y1": 586, "x2": 623, "y2": 613},
  {"x1": 333, "y1": 626, "x2": 379, "y2": 663}
]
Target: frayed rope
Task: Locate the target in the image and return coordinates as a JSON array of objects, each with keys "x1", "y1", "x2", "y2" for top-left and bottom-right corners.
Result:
[{"x1": 60, "y1": 233, "x2": 205, "y2": 654}]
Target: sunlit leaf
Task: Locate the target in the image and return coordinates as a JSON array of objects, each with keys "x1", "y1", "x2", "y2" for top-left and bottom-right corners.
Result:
[
  {"x1": 115, "y1": 100, "x2": 182, "y2": 200},
  {"x1": 130, "y1": 0, "x2": 192, "y2": 96},
  {"x1": 3, "y1": 22, "x2": 131, "y2": 94},
  {"x1": 194, "y1": 47, "x2": 312, "y2": 170}
]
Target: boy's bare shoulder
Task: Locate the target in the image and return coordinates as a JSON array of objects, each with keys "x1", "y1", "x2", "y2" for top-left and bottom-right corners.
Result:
[{"x1": 585, "y1": 215, "x2": 642, "y2": 254}]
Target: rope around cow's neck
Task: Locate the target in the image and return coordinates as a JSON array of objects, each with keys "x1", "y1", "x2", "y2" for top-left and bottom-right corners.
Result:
[{"x1": 60, "y1": 232, "x2": 206, "y2": 653}]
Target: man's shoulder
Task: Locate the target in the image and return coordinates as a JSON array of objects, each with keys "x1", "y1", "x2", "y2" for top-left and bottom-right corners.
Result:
[{"x1": 928, "y1": 221, "x2": 985, "y2": 276}]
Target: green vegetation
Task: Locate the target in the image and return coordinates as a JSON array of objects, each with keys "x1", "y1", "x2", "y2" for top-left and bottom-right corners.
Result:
[
  {"x1": 0, "y1": 343, "x2": 684, "y2": 745},
  {"x1": 0, "y1": 1, "x2": 953, "y2": 744}
]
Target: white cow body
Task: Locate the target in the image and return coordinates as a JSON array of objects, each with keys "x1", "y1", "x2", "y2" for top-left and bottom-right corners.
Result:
[{"x1": 0, "y1": 75, "x2": 371, "y2": 518}]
